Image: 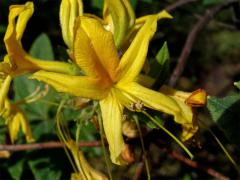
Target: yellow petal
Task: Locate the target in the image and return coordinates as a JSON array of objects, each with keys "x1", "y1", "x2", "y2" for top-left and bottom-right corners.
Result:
[
  {"x1": 60, "y1": 0, "x2": 83, "y2": 49},
  {"x1": 31, "y1": 70, "x2": 109, "y2": 100},
  {"x1": 0, "y1": 75, "x2": 12, "y2": 111},
  {"x1": 7, "y1": 103, "x2": 34, "y2": 143},
  {"x1": 1, "y1": 98, "x2": 11, "y2": 118},
  {"x1": 74, "y1": 17, "x2": 119, "y2": 81},
  {"x1": 4, "y1": 2, "x2": 77, "y2": 75},
  {"x1": 103, "y1": 0, "x2": 135, "y2": 48},
  {"x1": 185, "y1": 89, "x2": 207, "y2": 107},
  {"x1": 117, "y1": 15, "x2": 158, "y2": 84},
  {"x1": 11, "y1": 2, "x2": 34, "y2": 41},
  {"x1": 160, "y1": 86, "x2": 207, "y2": 107},
  {"x1": 18, "y1": 109, "x2": 34, "y2": 143},
  {"x1": 67, "y1": 141, "x2": 108, "y2": 180},
  {"x1": 123, "y1": 10, "x2": 172, "y2": 49},
  {"x1": 0, "y1": 151, "x2": 11, "y2": 158},
  {"x1": 159, "y1": 85, "x2": 191, "y2": 101},
  {"x1": 117, "y1": 82, "x2": 196, "y2": 140},
  {"x1": 135, "y1": 10, "x2": 173, "y2": 29},
  {"x1": 99, "y1": 91, "x2": 127, "y2": 165},
  {"x1": 181, "y1": 123, "x2": 198, "y2": 142},
  {"x1": 8, "y1": 113, "x2": 21, "y2": 143}
]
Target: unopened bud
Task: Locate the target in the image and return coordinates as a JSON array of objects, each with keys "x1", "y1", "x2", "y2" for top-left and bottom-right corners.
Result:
[
  {"x1": 0, "y1": 151, "x2": 10, "y2": 158},
  {"x1": 121, "y1": 144, "x2": 135, "y2": 164},
  {"x1": 60, "y1": 0, "x2": 83, "y2": 49},
  {"x1": 185, "y1": 89, "x2": 207, "y2": 107},
  {"x1": 122, "y1": 120, "x2": 138, "y2": 138}
]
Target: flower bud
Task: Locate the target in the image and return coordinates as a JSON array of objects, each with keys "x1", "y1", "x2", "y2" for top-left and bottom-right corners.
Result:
[
  {"x1": 185, "y1": 89, "x2": 207, "y2": 107},
  {"x1": 121, "y1": 144, "x2": 135, "y2": 164},
  {"x1": 60, "y1": 0, "x2": 83, "y2": 49},
  {"x1": 122, "y1": 120, "x2": 138, "y2": 138}
]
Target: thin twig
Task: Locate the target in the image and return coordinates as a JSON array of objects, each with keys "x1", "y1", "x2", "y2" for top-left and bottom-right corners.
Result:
[
  {"x1": 169, "y1": 150, "x2": 230, "y2": 180},
  {"x1": 0, "y1": 141, "x2": 101, "y2": 152},
  {"x1": 166, "y1": 0, "x2": 199, "y2": 13},
  {"x1": 169, "y1": 0, "x2": 239, "y2": 87}
]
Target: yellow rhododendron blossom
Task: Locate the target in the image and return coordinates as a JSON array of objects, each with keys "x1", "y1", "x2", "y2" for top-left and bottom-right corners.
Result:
[
  {"x1": 103, "y1": 0, "x2": 172, "y2": 49},
  {"x1": 160, "y1": 85, "x2": 207, "y2": 141},
  {"x1": 103, "y1": 0, "x2": 173, "y2": 49},
  {"x1": 4, "y1": 2, "x2": 77, "y2": 76},
  {"x1": 59, "y1": 0, "x2": 172, "y2": 49},
  {"x1": 1, "y1": 98, "x2": 34, "y2": 143},
  {"x1": 0, "y1": 2, "x2": 79, "y2": 110},
  {"x1": 103, "y1": 0, "x2": 135, "y2": 48},
  {"x1": 32, "y1": 16, "x2": 196, "y2": 165},
  {"x1": 60, "y1": 0, "x2": 83, "y2": 49},
  {"x1": 67, "y1": 141, "x2": 108, "y2": 180}
]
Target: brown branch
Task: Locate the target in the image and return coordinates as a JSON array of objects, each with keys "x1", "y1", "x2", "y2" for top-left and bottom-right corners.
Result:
[
  {"x1": 0, "y1": 141, "x2": 101, "y2": 152},
  {"x1": 169, "y1": 150, "x2": 230, "y2": 180},
  {"x1": 169, "y1": 0, "x2": 239, "y2": 87},
  {"x1": 166, "y1": 0, "x2": 199, "y2": 13}
]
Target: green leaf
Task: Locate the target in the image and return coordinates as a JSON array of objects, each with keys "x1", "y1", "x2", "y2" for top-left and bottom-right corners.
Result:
[
  {"x1": 29, "y1": 33, "x2": 54, "y2": 60},
  {"x1": 156, "y1": 41, "x2": 170, "y2": 65},
  {"x1": 28, "y1": 158, "x2": 62, "y2": 180},
  {"x1": 13, "y1": 75, "x2": 58, "y2": 120},
  {"x1": 13, "y1": 33, "x2": 59, "y2": 120},
  {"x1": 149, "y1": 42, "x2": 170, "y2": 88},
  {"x1": 8, "y1": 159, "x2": 25, "y2": 180},
  {"x1": 31, "y1": 119, "x2": 56, "y2": 141},
  {"x1": 91, "y1": 0, "x2": 103, "y2": 9},
  {"x1": 130, "y1": 0, "x2": 137, "y2": 9},
  {"x1": 207, "y1": 95, "x2": 240, "y2": 145}
]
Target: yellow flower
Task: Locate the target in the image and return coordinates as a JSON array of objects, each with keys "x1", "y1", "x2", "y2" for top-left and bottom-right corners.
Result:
[
  {"x1": 103, "y1": 0, "x2": 172, "y2": 48},
  {"x1": 0, "y1": 2, "x2": 79, "y2": 110},
  {"x1": 32, "y1": 16, "x2": 196, "y2": 165},
  {"x1": 67, "y1": 141, "x2": 108, "y2": 180},
  {"x1": 60, "y1": 0, "x2": 83, "y2": 50},
  {"x1": 59, "y1": 0, "x2": 172, "y2": 50},
  {"x1": 159, "y1": 85, "x2": 207, "y2": 141},
  {"x1": 1, "y1": 98, "x2": 34, "y2": 143},
  {"x1": 3, "y1": 2, "x2": 77, "y2": 77}
]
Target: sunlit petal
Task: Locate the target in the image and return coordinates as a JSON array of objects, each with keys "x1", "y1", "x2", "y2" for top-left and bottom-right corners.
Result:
[
  {"x1": 135, "y1": 10, "x2": 172, "y2": 30},
  {"x1": 160, "y1": 86, "x2": 207, "y2": 107},
  {"x1": 0, "y1": 75, "x2": 12, "y2": 111},
  {"x1": 67, "y1": 141, "x2": 108, "y2": 180},
  {"x1": 117, "y1": 16, "x2": 158, "y2": 84},
  {"x1": 7, "y1": 113, "x2": 21, "y2": 143},
  {"x1": 118, "y1": 82, "x2": 195, "y2": 140},
  {"x1": 31, "y1": 70, "x2": 109, "y2": 100},
  {"x1": 74, "y1": 17, "x2": 119, "y2": 80},
  {"x1": 6, "y1": 101, "x2": 34, "y2": 143},
  {"x1": 99, "y1": 91, "x2": 126, "y2": 165},
  {"x1": 185, "y1": 89, "x2": 207, "y2": 107}
]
